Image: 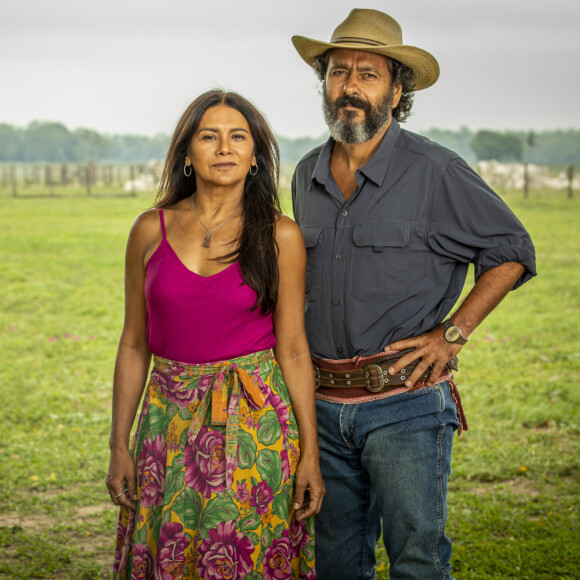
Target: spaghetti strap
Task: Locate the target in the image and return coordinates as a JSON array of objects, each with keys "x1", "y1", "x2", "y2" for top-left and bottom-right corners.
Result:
[{"x1": 159, "y1": 208, "x2": 166, "y2": 240}]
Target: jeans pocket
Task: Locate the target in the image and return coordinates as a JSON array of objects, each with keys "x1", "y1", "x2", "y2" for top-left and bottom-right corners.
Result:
[{"x1": 438, "y1": 381, "x2": 461, "y2": 430}]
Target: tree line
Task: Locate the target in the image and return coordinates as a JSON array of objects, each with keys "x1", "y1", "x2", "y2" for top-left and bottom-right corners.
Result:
[
  {"x1": 1, "y1": 120, "x2": 579, "y2": 165},
  {"x1": 423, "y1": 127, "x2": 580, "y2": 165},
  {"x1": 0, "y1": 122, "x2": 170, "y2": 163}
]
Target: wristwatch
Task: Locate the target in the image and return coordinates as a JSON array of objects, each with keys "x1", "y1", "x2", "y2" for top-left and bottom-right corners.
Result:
[{"x1": 443, "y1": 319, "x2": 468, "y2": 345}]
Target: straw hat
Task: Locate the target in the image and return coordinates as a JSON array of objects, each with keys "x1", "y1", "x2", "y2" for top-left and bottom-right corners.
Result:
[{"x1": 292, "y1": 9, "x2": 439, "y2": 90}]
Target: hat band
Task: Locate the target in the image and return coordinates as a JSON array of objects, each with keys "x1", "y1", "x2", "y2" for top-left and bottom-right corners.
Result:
[{"x1": 331, "y1": 36, "x2": 388, "y2": 47}]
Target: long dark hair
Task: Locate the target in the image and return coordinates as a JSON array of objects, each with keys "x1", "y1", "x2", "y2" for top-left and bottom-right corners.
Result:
[{"x1": 155, "y1": 90, "x2": 281, "y2": 314}]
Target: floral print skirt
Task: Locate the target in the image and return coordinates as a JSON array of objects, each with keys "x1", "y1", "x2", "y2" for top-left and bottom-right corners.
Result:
[{"x1": 113, "y1": 350, "x2": 315, "y2": 579}]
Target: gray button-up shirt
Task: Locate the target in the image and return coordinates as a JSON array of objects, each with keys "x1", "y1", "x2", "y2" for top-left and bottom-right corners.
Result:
[{"x1": 291, "y1": 119, "x2": 536, "y2": 359}]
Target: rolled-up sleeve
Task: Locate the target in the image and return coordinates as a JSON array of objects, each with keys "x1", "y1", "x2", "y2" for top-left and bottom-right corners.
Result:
[{"x1": 427, "y1": 157, "x2": 536, "y2": 289}]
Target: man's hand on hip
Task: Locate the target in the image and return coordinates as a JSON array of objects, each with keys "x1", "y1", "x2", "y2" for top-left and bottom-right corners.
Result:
[{"x1": 384, "y1": 327, "x2": 462, "y2": 389}]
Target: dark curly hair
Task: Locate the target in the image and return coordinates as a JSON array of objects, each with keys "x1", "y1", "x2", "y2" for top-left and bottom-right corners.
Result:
[
  {"x1": 155, "y1": 90, "x2": 281, "y2": 314},
  {"x1": 313, "y1": 51, "x2": 415, "y2": 122}
]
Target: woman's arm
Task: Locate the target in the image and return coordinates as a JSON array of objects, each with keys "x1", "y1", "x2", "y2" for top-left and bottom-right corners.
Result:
[
  {"x1": 272, "y1": 215, "x2": 325, "y2": 521},
  {"x1": 105, "y1": 211, "x2": 159, "y2": 511}
]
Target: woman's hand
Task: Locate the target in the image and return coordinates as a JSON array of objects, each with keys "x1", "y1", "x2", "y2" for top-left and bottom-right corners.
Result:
[
  {"x1": 271, "y1": 216, "x2": 325, "y2": 521},
  {"x1": 106, "y1": 211, "x2": 157, "y2": 512},
  {"x1": 293, "y1": 453, "x2": 325, "y2": 521},
  {"x1": 105, "y1": 448, "x2": 138, "y2": 511}
]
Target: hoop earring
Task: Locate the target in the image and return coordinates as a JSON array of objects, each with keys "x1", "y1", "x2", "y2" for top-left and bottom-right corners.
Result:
[
  {"x1": 184, "y1": 164, "x2": 192, "y2": 177},
  {"x1": 249, "y1": 163, "x2": 258, "y2": 176}
]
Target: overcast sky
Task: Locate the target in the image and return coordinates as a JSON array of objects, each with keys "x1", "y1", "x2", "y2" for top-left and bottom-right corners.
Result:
[{"x1": 1, "y1": 0, "x2": 578, "y2": 139}]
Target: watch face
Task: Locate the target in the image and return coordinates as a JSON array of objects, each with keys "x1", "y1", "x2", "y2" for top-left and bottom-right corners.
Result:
[{"x1": 445, "y1": 326, "x2": 461, "y2": 342}]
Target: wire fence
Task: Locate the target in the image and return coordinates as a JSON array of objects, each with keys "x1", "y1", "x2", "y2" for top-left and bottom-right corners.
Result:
[
  {"x1": 0, "y1": 161, "x2": 161, "y2": 198},
  {"x1": 0, "y1": 161, "x2": 576, "y2": 199}
]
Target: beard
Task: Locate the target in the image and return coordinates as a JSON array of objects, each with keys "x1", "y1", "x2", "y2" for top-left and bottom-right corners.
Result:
[{"x1": 322, "y1": 85, "x2": 395, "y2": 145}]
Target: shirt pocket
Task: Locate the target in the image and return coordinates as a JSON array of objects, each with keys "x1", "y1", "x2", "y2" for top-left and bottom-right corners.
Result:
[
  {"x1": 300, "y1": 226, "x2": 323, "y2": 302},
  {"x1": 350, "y1": 222, "x2": 409, "y2": 300}
]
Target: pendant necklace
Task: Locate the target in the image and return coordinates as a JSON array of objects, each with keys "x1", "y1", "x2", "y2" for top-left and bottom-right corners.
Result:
[{"x1": 190, "y1": 196, "x2": 240, "y2": 248}]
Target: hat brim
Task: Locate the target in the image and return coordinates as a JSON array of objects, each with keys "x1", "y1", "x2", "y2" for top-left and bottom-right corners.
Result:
[{"x1": 292, "y1": 35, "x2": 439, "y2": 91}]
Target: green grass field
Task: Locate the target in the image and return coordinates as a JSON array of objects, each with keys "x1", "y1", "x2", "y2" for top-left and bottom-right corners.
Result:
[{"x1": 0, "y1": 186, "x2": 578, "y2": 579}]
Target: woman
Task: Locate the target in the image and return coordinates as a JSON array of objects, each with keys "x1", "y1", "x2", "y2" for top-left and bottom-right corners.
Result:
[{"x1": 105, "y1": 89, "x2": 324, "y2": 579}]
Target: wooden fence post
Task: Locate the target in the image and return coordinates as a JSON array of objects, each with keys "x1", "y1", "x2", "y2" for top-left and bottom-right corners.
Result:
[
  {"x1": 523, "y1": 163, "x2": 529, "y2": 199},
  {"x1": 567, "y1": 165, "x2": 574, "y2": 199},
  {"x1": 105, "y1": 164, "x2": 112, "y2": 187},
  {"x1": 89, "y1": 160, "x2": 96, "y2": 188},
  {"x1": 46, "y1": 165, "x2": 54, "y2": 196},
  {"x1": 130, "y1": 165, "x2": 137, "y2": 196},
  {"x1": 11, "y1": 166, "x2": 17, "y2": 197},
  {"x1": 85, "y1": 164, "x2": 91, "y2": 196}
]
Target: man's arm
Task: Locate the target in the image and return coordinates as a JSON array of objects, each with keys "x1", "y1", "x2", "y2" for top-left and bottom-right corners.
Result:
[{"x1": 385, "y1": 261, "x2": 525, "y2": 388}]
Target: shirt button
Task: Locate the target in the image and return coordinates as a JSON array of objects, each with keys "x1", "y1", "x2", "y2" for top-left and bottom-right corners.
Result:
[
  {"x1": 338, "y1": 347, "x2": 344, "y2": 354},
  {"x1": 341, "y1": 210, "x2": 348, "y2": 216},
  {"x1": 335, "y1": 254, "x2": 342, "y2": 260},
  {"x1": 332, "y1": 298, "x2": 340, "y2": 305}
]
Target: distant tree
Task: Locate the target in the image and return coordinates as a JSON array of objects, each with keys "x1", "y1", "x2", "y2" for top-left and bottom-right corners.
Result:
[
  {"x1": 423, "y1": 126, "x2": 475, "y2": 163},
  {"x1": 277, "y1": 134, "x2": 328, "y2": 164},
  {"x1": 74, "y1": 128, "x2": 112, "y2": 161},
  {"x1": 0, "y1": 124, "x2": 23, "y2": 161},
  {"x1": 23, "y1": 121, "x2": 73, "y2": 162},
  {"x1": 1, "y1": 122, "x2": 579, "y2": 164},
  {"x1": 471, "y1": 130, "x2": 524, "y2": 162},
  {"x1": 524, "y1": 130, "x2": 580, "y2": 165},
  {"x1": 108, "y1": 133, "x2": 170, "y2": 162}
]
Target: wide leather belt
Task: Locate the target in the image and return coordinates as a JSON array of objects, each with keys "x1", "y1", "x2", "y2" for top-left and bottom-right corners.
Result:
[{"x1": 313, "y1": 348, "x2": 458, "y2": 394}]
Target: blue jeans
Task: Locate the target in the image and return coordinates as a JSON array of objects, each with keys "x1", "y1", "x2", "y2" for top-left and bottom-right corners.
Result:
[{"x1": 315, "y1": 382, "x2": 460, "y2": 580}]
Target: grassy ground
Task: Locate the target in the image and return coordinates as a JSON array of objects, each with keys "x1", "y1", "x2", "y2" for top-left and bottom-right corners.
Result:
[{"x1": 0, "y1": 186, "x2": 578, "y2": 579}]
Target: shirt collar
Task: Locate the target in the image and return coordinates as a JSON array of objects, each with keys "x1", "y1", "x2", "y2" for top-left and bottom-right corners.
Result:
[
  {"x1": 359, "y1": 118, "x2": 400, "y2": 186},
  {"x1": 310, "y1": 139, "x2": 334, "y2": 190},
  {"x1": 309, "y1": 118, "x2": 401, "y2": 190}
]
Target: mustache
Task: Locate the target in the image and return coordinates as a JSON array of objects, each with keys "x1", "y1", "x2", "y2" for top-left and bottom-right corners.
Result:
[{"x1": 333, "y1": 95, "x2": 370, "y2": 111}]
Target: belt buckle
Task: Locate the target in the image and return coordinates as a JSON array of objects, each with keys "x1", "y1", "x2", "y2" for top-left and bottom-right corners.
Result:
[
  {"x1": 313, "y1": 366, "x2": 321, "y2": 390},
  {"x1": 364, "y1": 364, "x2": 385, "y2": 393}
]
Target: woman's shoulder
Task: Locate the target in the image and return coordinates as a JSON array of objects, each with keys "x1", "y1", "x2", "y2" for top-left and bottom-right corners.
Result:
[
  {"x1": 130, "y1": 208, "x2": 161, "y2": 236},
  {"x1": 275, "y1": 213, "x2": 302, "y2": 240},
  {"x1": 126, "y1": 208, "x2": 165, "y2": 256},
  {"x1": 274, "y1": 214, "x2": 305, "y2": 254}
]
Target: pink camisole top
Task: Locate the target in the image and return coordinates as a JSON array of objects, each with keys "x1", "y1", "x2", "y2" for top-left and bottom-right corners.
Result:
[{"x1": 145, "y1": 209, "x2": 276, "y2": 364}]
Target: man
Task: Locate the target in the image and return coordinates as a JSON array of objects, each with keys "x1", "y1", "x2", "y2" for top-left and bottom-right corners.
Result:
[{"x1": 291, "y1": 9, "x2": 536, "y2": 580}]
